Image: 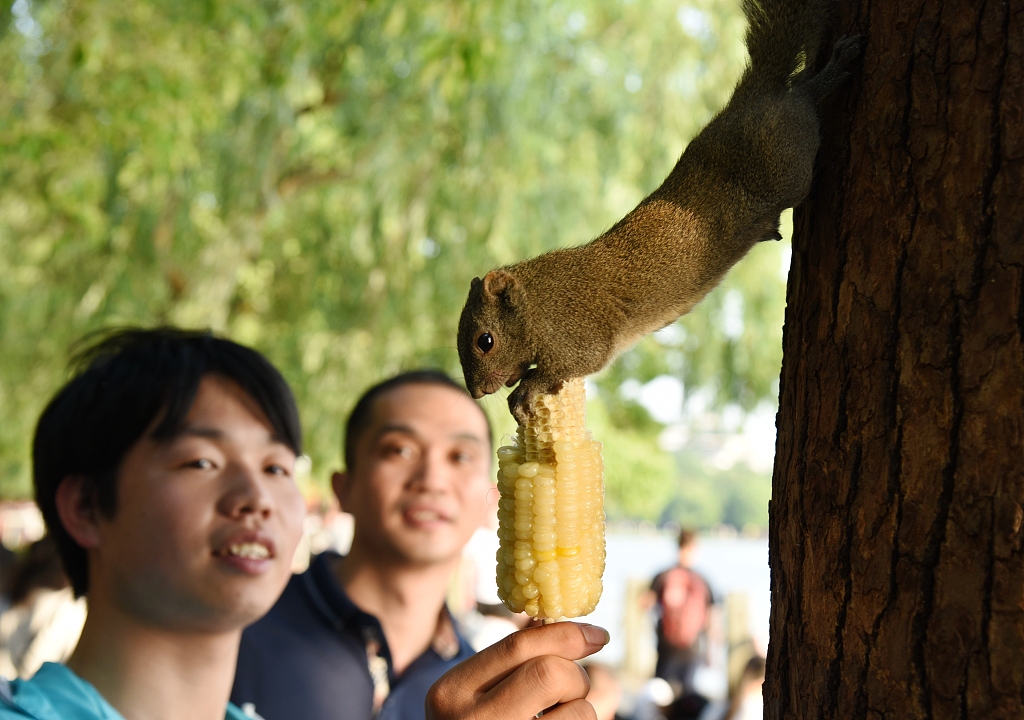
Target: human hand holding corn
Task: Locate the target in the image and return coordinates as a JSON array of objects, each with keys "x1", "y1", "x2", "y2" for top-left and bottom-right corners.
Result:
[{"x1": 426, "y1": 622, "x2": 609, "y2": 720}]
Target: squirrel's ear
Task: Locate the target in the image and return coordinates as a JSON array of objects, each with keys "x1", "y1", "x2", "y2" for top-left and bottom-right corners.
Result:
[{"x1": 482, "y1": 270, "x2": 521, "y2": 305}]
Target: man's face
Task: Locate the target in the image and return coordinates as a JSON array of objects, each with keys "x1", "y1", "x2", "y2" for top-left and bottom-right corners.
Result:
[
  {"x1": 678, "y1": 543, "x2": 697, "y2": 568},
  {"x1": 90, "y1": 375, "x2": 306, "y2": 632},
  {"x1": 336, "y1": 383, "x2": 492, "y2": 566}
]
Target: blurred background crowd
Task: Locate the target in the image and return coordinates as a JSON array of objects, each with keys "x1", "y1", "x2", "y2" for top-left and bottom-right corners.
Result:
[
  {"x1": 0, "y1": 499, "x2": 767, "y2": 720},
  {"x1": 1, "y1": 0, "x2": 787, "y2": 716}
]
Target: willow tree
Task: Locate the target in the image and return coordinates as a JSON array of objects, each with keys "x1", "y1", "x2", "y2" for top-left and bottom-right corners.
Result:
[
  {"x1": 766, "y1": 0, "x2": 1023, "y2": 717},
  {"x1": 1, "y1": 0, "x2": 782, "y2": 515}
]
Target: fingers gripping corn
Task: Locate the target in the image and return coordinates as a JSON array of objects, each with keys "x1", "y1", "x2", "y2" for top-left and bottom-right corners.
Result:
[{"x1": 495, "y1": 379, "x2": 606, "y2": 619}]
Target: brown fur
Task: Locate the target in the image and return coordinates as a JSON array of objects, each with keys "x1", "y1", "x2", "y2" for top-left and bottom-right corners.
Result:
[{"x1": 458, "y1": 0, "x2": 860, "y2": 421}]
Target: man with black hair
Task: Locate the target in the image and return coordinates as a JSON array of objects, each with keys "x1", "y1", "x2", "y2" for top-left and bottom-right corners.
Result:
[
  {"x1": 231, "y1": 371, "x2": 494, "y2": 720},
  {"x1": 0, "y1": 329, "x2": 610, "y2": 720},
  {"x1": 0, "y1": 328, "x2": 308, "y2": 720}
]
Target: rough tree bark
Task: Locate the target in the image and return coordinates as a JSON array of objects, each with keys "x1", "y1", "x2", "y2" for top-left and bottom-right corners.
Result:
[{"x1": 765, "y1": 0, "x2": 1023, "y2": 718}]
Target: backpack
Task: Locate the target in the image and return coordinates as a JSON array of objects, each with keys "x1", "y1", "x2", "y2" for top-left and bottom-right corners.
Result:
[{"x1": 658, "y1": 567, "x2": 710, "y2": 650}]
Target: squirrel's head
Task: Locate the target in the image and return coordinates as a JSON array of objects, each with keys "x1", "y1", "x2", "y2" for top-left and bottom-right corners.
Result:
[{"x1": 457, "y1": 269, "x2": 533, "y2": 399}]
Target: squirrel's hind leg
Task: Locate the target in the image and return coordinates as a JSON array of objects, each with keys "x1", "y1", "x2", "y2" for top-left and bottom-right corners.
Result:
[{"x1": 801, "y1": 36, "x2": 863, "y2": 104}]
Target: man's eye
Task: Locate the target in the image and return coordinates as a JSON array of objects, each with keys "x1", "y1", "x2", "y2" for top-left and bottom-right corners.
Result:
[
  {"x1": 265, "y1": 464, "x2": 290, "y2": 476},
  {"x1": 380, "y1": 439, "x2": 422, "y2": 461},
  {"x1": 453, "y1": 451, "x2": 474, "y2": 464},
  {"x1": 188, "y1": 458, "x2": 214, "y2": 470}
]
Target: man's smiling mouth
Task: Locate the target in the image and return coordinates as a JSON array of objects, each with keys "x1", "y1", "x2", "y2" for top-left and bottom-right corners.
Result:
[
  {"x1": 219, "y1": 542, "x2": 271, "y2": 560},
  {"x1": 404, "y1": 508, "x2": 451, "y2": 524},
  {"x1": 212, "y1": 532, "x2": 277, "y2": 570}
]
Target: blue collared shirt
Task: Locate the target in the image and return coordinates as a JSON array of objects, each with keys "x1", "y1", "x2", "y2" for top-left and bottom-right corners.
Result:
[
  {"x1": 0, "y1": 663, "x2": 250, "y2": 720},
  {"x1": 231, "y1": 552, "x2": 475, "y2": 720}
]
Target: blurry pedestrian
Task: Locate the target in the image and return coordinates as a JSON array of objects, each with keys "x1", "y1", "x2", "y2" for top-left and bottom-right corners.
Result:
[
  {"x1": 0, "y1": 536, "x2": 86, "y2": 678},
  {"x1": 695, "y1": 655, "x2": 764, "y2": 720},
  {"x1": 232, "y1": 371, "x2": 493, "y2": 720},
  {"x1": 646, "y1": 529, "x2": 714, "y2": 699}
]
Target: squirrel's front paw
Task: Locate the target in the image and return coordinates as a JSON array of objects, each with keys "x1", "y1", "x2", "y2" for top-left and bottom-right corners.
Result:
[
  {"x1": 508, "y1": 383, "x2": 537, "y2": 425},
  {"x1": 508, "y1": 378, "x2": 565, "y2": 424}
]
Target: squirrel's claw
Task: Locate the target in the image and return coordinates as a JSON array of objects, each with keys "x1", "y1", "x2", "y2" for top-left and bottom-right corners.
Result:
[
  {"x1": 508, "y1": 383, "x2": 536, "y2": 425},
  {"x1": 806, "y1": 35, "x2": 863, "y2": 103},
  {"x1": 508, "y1": 376, "x2": 565, "y2": 425}
]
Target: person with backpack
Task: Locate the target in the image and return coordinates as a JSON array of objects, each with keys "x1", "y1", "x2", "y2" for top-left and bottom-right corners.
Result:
[{"x1": 648, "y1": 529, "x2": 715, "y2": 700}]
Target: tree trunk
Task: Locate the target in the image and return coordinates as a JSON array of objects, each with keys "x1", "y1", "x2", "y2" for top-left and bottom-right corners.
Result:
[{"x1": 765, "y1": 0, "x2": 1024, "y2": 717}]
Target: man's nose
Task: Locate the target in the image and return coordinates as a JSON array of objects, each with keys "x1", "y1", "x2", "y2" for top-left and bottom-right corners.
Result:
[
  {"x1": 408, "y1": 451, "x2": 450, "y2": 493},
  {"x1": 219, "y1": 464, "x2": 274, "y2": 520}
]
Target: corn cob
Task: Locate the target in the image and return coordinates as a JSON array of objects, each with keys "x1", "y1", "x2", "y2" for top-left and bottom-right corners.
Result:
[{"x1": 495, "y1": 378, "x2": 606, "y2": 619}]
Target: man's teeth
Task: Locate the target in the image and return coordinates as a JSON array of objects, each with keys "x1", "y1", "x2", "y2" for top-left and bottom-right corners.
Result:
[
  {"x1": 409, "y1": 509, "x2": 443, "y2": 522},
  {"x1": 226, "y1": 543, "x2": 270, "y2": 560}
]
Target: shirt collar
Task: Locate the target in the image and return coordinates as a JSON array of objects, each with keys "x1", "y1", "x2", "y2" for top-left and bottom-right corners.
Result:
[{"x1": 305, "y1": 552, "x2": 464, "y2": 663}]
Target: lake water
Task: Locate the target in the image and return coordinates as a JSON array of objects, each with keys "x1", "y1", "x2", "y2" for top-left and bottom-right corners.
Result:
[
  {"x1": 588, "y1": 532, "x2": 770, "y2": 666},
  {"x1": 311, "y1": 513, "x2": 772, "y2": 671}
]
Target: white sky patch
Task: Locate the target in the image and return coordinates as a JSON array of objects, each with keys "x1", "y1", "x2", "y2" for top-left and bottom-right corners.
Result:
[
  {"x1": 777, "y1": 209, "x2": 794, "y2": 281},
  {"x1": 707, "y1": 402, "x2": 777, "y2": 473},
  {"x1": 13, "y1": 0, "x2": 42, "y2": 39},
  {"x1": 780, "y1": 243, "x2": 792, "y2": 280},
  {"x1": 721, "y1": 289, "x2": 745, "y2": 339},
  {"x1": 658, "y1": 399, "x2": 778, "y2": 474},
  {"x1": 720, "y1": 402, "x2": 744, "y2": 433},
  {"x1": 619, "y1": 377, "x2": 642, "y2": 401},
  {"x1": 418, "y1": 237, "x2": 440, "y2": 257},
  {"x1": 676, "y1": 6, "x2": 711, "y2": 39},
  {"x1": 654, "y1": 322, "x2": 685, "y2": 345},
  {"x1": 741, "y1": 403, "x2": 778, "y2": 473},
  {"x1": 637, "y1": 375, "x2": 684, "y2": 425},
  {"x1": 12, "y1": 0, "x2": 46, "y2": 63},
  {"x1": 566, "y1": 11, "x2": 586, "y2": 35},
  {"x1": 196, "y1": 192, "x2": 218, "y2": 210},
  {"x1": 588, "y1": 53, "x2": 609, "y2": 76}
]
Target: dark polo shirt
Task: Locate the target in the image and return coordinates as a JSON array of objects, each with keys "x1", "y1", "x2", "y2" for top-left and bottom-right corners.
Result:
[{"x1": 231, "y1": 552, "x2": 475, "y2": 720}]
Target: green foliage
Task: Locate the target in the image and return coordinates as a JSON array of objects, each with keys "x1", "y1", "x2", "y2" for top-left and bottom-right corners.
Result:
[
  {"x1": 587, "y1": 395, "x2": 677, "y2": 522},
  {"x1": 666, "y1": 451, "x2": 772, "y2": 529},
  {"x1": 0, "y1": 0, "x2": 783, "y2": 515}
]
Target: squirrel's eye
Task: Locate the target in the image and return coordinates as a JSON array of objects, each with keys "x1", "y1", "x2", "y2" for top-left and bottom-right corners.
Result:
[{"x1": 477, "y1": 333, "x2": 495, "y2": 353}]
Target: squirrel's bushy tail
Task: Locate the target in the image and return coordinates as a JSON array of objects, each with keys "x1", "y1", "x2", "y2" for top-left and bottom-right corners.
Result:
[{"x1": 742, "y1": 0, "x2": 829, "y2": 89}]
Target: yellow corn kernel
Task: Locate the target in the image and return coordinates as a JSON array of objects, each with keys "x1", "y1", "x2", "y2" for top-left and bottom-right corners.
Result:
[{"x1": 495, "y1": 379, "x2": 606, "y2": 619}]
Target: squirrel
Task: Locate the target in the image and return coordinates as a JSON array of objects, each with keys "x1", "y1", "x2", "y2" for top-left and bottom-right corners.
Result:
[{"x1": 458, "y1": 0, "x2": 860, "y2": 422}]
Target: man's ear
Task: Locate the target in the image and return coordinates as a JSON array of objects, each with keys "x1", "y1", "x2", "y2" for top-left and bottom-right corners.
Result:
[
  {"x1": 331, "y1": 471, "x2": 351, "y2": 511},
  {"x1": 482, "y1": 270, "x2": 522, "y2": 306},
  {"x1": 54, "y1": 475, "x2": 102, "y2": 550}
]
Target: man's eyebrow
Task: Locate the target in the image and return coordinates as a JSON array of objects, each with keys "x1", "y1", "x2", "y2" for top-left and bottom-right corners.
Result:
[
  {"x1": 374, "y1": 424, "x2": 418, "y2": 440},
  {"x1": 177, "y1": 425, "x2": 224, "y2": 440},
  {"x1": 167, "y1": 425, "x2": 286, "y2": 446},
  {"x1": 374, "y1": 425, "x2": 485, "y2": 445}
]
